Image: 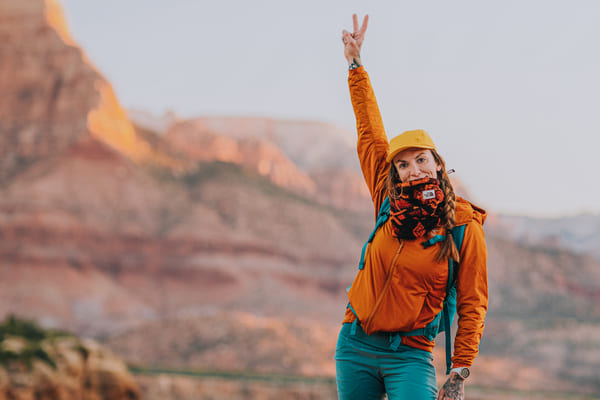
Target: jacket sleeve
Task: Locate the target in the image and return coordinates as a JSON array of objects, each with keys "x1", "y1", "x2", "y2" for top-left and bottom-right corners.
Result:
[
  {"x1": 452, "y1": 217, "x2": 488, "y2": 367},
  {"x1": 348, "y1": 66, "x2": 391, "y2": 213}
]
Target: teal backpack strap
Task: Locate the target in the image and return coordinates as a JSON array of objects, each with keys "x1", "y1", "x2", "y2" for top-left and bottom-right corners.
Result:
[
  {"x1": 346, "y1": 197, "x2": 391, "y2": 332},
  {"x1": 421, "y1": 234, "x2": 445, "y2": 248},
  {"x1": 358, "y1": 196, "x2": 390, "y2": 270},
  {"x1": 443, "y1": 224, "x2": 466, "y2": 374},
  {"x1": 346, "y1": 303, "x2": 360, "y2": 335}
]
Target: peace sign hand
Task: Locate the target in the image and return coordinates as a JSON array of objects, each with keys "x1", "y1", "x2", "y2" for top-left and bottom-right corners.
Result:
[{"x1": 342, "y1": 14, "x2": 369, "y2": 67}]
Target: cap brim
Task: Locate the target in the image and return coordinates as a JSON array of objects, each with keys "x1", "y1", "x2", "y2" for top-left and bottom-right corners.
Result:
[{"x1": 386, "y1": 144, "x2": 436, "y2": 163}]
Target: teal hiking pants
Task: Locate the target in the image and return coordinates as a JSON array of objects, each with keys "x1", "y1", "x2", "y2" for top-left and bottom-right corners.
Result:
[{"x1": 335, "y1": 322, "x2": 437, "y2": 400}]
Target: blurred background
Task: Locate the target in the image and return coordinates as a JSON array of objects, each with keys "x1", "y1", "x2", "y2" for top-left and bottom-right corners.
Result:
[{"x1": 0, "y1": 0, "x2": 599, "y2": 399}]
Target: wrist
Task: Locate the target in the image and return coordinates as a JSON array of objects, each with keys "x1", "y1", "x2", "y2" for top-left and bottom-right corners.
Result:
[
  {"x1": 347, "y1": 56, "x2": 362, "y2": 70},
  {"x1": 451, "y1": 367, "x2": 470, "y2": 380}
]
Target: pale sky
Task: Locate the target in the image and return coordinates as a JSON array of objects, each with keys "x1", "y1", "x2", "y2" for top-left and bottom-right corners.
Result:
[{"x1": 60, "y1": 0, "x2": 600, "y2": 217}]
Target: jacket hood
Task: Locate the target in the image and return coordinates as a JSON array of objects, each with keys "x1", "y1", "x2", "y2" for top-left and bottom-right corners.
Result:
[{"x1": 455, "y1": 197, "x2": 487, "y2": 226}]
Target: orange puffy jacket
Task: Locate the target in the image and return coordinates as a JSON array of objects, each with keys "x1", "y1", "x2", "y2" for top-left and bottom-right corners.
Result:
[{"x1": 343, "y1": 66, "x2": 488, "y2": 368}]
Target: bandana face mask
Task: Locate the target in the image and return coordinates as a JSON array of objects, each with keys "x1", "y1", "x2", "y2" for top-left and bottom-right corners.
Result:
[{"x1": 389, "y1": 177, "x2": 445, "y2": 240}]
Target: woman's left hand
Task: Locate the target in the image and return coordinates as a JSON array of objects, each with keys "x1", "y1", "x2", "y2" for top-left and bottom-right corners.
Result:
[{"x1": 437, "y1": 372, "x2": 465, "y2": 400}]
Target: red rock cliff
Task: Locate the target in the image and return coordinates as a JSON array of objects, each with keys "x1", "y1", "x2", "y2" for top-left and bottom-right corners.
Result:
[{"x1": 0, "y1": 0, "x2": 153, "y2": 184}]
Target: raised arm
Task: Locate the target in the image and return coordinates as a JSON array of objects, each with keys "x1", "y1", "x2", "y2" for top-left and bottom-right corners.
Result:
[{"x1": 343, "y1": 15, "x2": 389, "y2": 212}]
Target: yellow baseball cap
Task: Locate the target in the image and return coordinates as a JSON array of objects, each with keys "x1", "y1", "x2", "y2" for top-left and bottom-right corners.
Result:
[{"x1": 386, "y1": 129, "x2": 437, "y2": 162}]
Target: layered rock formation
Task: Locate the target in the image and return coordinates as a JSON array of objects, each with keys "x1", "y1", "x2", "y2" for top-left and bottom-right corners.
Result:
[{"x1": 1, "y1": 0, "x2": 599, "y2": 398}]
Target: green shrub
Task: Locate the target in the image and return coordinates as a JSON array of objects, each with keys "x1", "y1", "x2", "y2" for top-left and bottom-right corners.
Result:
[
  {"x1": 0, "y1": 315, "x2": 46, "y2": 342},
  {"x1": 0, "y1": 315, "x2": 62, "y2": 370}
]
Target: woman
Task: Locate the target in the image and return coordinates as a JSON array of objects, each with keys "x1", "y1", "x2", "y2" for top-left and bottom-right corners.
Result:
[{"x1": 335, "y1": 15, "x2": 488, "y2": 400}]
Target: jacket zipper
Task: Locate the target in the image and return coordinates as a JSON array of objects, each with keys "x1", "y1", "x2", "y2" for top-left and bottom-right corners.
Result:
[{"x1": 362, "y1": 240, "x2": 404, "y2": 334}]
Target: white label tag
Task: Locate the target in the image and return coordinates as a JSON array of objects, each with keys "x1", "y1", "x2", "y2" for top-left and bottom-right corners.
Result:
[{"x1": 422, "y1": 189, "x2": 436, "y2": 199}]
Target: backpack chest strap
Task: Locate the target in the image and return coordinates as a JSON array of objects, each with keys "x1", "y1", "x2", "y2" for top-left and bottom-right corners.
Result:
[{"x1": 421, "y1": 234, "x2": 446, "y2": 249}]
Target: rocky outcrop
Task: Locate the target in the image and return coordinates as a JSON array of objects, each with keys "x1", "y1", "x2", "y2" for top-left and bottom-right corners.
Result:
[{"x1": 0, "y1": 317, "x2": 141, "y2": 400}]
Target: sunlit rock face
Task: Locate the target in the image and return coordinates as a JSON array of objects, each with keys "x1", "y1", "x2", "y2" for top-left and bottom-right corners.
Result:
[{"x1": 0, "y1": 0, "x2": 151, "y2": 184}]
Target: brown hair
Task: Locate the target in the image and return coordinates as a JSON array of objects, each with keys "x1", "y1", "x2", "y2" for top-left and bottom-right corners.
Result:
[{"x1": 386, "y1": 149, "x2": 460, "y2": 263}]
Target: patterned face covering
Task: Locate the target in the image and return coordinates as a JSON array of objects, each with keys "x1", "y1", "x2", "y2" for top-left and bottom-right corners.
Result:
[{"x1": 389, "y1": 177, "x2": 445, "y2": 240}]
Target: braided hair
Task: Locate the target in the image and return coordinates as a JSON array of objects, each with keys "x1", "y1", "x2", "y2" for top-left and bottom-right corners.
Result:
[{"x1": 386, "y1": 149, "x2": 460, "y2": 263}]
